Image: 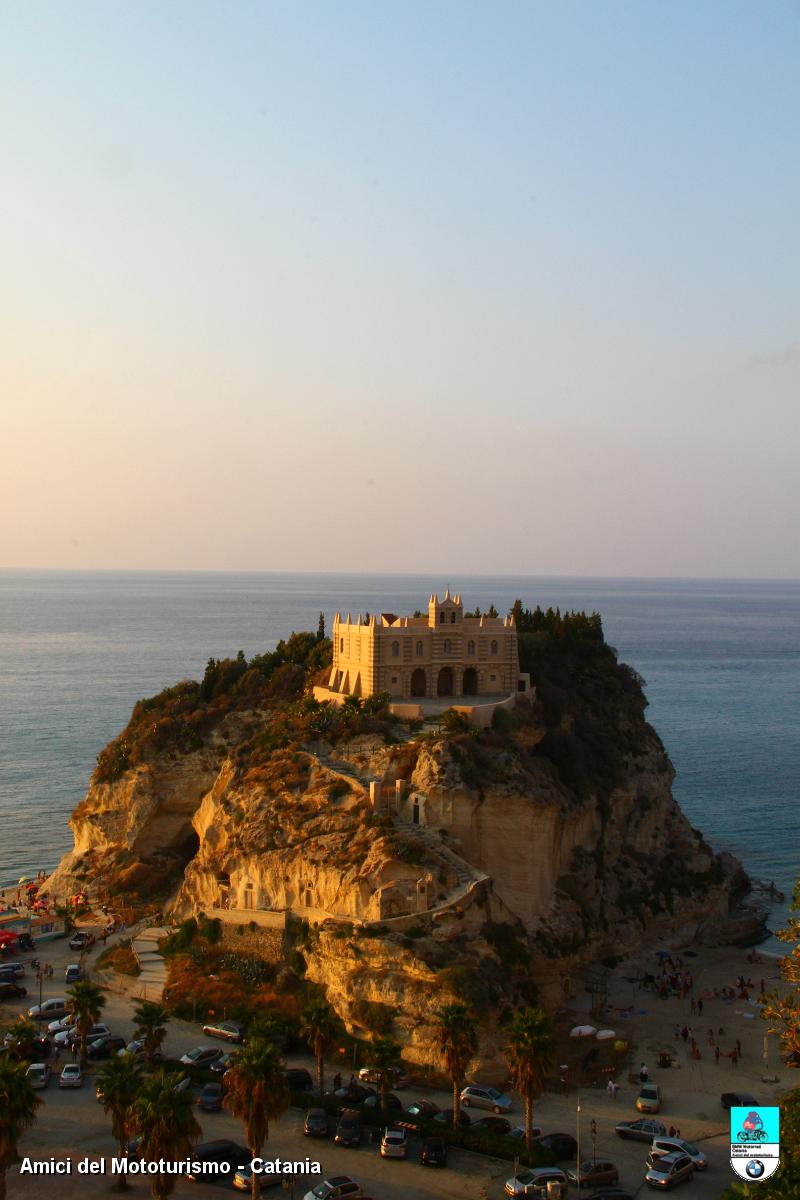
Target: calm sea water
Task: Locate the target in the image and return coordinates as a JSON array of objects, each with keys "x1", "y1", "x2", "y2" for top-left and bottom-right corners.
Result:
[{"x1": 1, "y1": 572, "x2": 797, "y2": 944}]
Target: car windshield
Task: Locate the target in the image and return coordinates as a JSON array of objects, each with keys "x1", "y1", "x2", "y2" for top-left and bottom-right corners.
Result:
[
  {"x1": 311, "y1": 1187, "x2": 333, "y2": 1200},
  {"x1": 187, "y1": 1049, "x2": 203, "y2": 1060},
  {"x1": 516, "y1": 1172, "x2": 534, "y2": 1184},
  {"x1": 486, "y1": 1087, "x2": 501, "y2": 1099},
  {"x1": 650, "y1": 1161, "x2": 670, "y2": 1174},
  {"x1": 682, "y1": 1142, "x2": 699, "y2": 1154}
]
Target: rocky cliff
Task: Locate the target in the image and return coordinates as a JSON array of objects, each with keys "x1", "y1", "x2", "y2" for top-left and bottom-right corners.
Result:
[{"x1": 48, "y1": 615, "x2": 761, "y2": 1065}]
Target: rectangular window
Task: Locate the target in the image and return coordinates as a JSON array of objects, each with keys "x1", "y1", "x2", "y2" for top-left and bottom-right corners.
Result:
[
  {"x1": 391, "y1": 676, "x2": 398, "y2": 683},
  {"x1": 490, "y1": 674, "x2": 497, "y2": 682}
]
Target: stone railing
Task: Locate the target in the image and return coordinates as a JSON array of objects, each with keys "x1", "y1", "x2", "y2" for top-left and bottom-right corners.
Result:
[{"x1": 214, "y1": 908, "x2": 289, "y2": 931}]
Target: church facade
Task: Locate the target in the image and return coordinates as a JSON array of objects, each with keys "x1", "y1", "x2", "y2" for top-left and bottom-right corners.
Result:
[{"x1": 318, "y1": 589, "x2": 529, "y2": 702}]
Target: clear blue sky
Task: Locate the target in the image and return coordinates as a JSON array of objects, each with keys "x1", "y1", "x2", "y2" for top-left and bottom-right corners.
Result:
[{"x1": 1, "y1": 1, "x2": 798, "y2": 575}]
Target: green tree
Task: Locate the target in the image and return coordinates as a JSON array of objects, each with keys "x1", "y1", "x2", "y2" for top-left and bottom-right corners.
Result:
[
  {"x1": 131, "y1": 1069, "x2": 201, "y2": 1200},
  {"x1": 97, "y1": 1053, "x2": 144, "y2": 1189},
  {"x1": 0, "y1": 1056, "x2": 41, "y2": 1200},
  {"x1": 67, "y1": 979, "x2": 106, "y2": 1068},
  {"x1": 299, "y1": 999, "x2": 339, "y2": 1096},
  {"x1": 762, "y1": 877, "x2": 800, "y2": 1065},
  {"x1": 317, "y1": 612, "x2": 325, "y2": 641},
  {"x1": 504, "y1": 1007, "x2": 555, "y2": 1150},
  {"x1": 433, "y1": 1002, "x2": 478, "y2": 1130},
  {"x1": 133, "y1": 1002, "x2": 170, "y2": 1066},
  {"x1": 367, "y1": 1036, "x2": 402, "y2": 1115},
  {"x1": 3, "y1": 1019, "x2": 37, "y2": 1063},
  {"x1": 224, "y1": 1038, "x2": 290, "y2": 1200}
]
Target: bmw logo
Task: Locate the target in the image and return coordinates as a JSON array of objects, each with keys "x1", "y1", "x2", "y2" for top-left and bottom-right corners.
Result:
[{"x1": 746, "y1": 1160, "x2": 765, "y2": 1179}]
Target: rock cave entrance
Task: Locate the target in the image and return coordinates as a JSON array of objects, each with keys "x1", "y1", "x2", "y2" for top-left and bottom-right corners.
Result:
[{"x1": 173, "y1": 827, "x2": 200, "y2": 869}]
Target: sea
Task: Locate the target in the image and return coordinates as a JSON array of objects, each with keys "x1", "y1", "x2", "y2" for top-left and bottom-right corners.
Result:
[{"x1": 0, "y1": 571, "x2": 797, "y2": 947}]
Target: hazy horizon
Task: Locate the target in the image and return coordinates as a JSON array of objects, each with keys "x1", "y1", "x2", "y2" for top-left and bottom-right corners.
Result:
[{"x1": 2, "y1": 2, "x2": 798, "y2": 578}]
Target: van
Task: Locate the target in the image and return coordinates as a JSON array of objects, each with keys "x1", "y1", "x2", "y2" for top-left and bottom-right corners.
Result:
[
  {"x1": 28, "y1": 998, "x2": 67, "y2": 1021},
  {"x1": 26, "y1": 1063, "x2": 51, "y2": 1090}
]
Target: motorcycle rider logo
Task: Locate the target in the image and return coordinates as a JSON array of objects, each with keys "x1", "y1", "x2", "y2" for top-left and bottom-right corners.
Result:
[{"x1": 730, "y1": 1106, "x2": 780, "y2": 1181}]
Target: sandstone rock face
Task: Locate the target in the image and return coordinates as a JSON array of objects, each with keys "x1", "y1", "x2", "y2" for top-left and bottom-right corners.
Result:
[{"x1": 50, "y1": 687, "x2": 757, "y2": 1065}]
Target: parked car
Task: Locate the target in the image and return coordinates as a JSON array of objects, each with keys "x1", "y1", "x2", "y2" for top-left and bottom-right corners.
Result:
[
  {"x1": 232, "y1": 1162, "x2": 286, "y2": 1191},
  {"x1": 510, "y1": 1124, "x2": 543, "y2": 1140},
  {"x1": 532, "y1": 1132, "x2": 578, "y2": 1159},
  {"x1": 285, "y1": 1067, "x2": 315, "y2": 1092},
  {"x1": 59, "y1": 1064, "x2": 83, "y2": 1088},
  {"x1": 362, "y1": 1091, "x2": 401, "y2": 1113},
  {"x1": 567, "y1": 1160, "x2": 621, "y2": 1188},
  {"x1": 380, "y1": 1128, "x2": 408, "y2": 1158},
  {"x1": 333, "y1": 1082, "x2": 373, "y2": 1104},
  {"x1": 3, "y1": 1032, "x2": 52, "y2": 1061},
  {"x1": 420, "y1": 1135, "x2": 447, "y2": 1167},
  {"x1": 433, "y1": 1109, "x2": 471, "y2": 1129},
  {"x1": 202, "y1": 1020, "x2": 245, "y2": 1043},
  {"x1": 505, "y1": 1167, "x2": 569, "y2": 1197},
  {"x1": 644, "y1": 1151, "x2": 694, "y2": 1189},
  {"x1": 404, "y1": 1099, "x2": 440, "y2": 1120},
  {"x1": 186, "y1": 1139, "x2": 250, "y2": 1183},
  {"x1": 197, "y1": 1082, "x2": 224, "y2": 1112},
  {"x1": 614, "y1": 1118, "x2": 667, "y2": 1142},
  {"x1": 170, "y1": 1073, "x2": 191, "y2": 1094},
  {"x1": 649, "y1": 1138, "x2": 708, "y2": 1171},
  {"x1": 48, "y1": 1014, "x2": 76, "y2": 1034},
  {"x1": 210, "y1": 1049, "x2": 238, "y2": 1074},
  {"x1": 55, "y1": 1023, "x2": 112, "y2": 1047},
  {"x1": 28, "y1": 998, "x2": 67, "y2": 1021},
  {"x1": 86, "y1": 1035, "x2": 127, "y2": 1060},
  {"x1": 119, "y1": 1039, "x2": 162, "y2": 1062},
  {"x1": 472, "y1": 1115, "x2": 512, "y2": 1135},
  {"x1": 0, "y1": 962, "x2": 25, "y2": 978},
  {"x1": 64, "y1": 964, "x2": 84, "y2": 983},
  {"x1": 358, "y1": 1065, "x2": 410, "y2": 1088},
  {"x1": 302, "y1": 1179, "x2": 362, "y2": 1200},
  {"x1": 68, "y1": 931, "x2": 90, "y2": 951},
  {"x1": 179, "y1": 1046, "x2": 223, "y2": 1068},
  {"x1": 334, "y1": 1109, "x2": 362, "y2": 1148},
  {"x1": 303, "y1": 1108, "x2": 330, "y2": 1137},
  {"x1": 636, "y1": 1083, "x2": 663, "y2": 1114},
  {"x1": 721, "y1": 1092, "x2": 759, "y2": 1110},
  {"x1": 0, "y1": 981, "x2": 26, "y2": 1001},
  {"x1": 461, "y1": 1084, "x2": 514, "y2": 1114},
  {"x1": 26, "y1": 1063, "x2": 51, "y2": 1089}
]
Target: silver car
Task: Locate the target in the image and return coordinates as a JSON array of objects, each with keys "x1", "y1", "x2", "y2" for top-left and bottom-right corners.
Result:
[
  {"x1": 649, "y1": 1137, "x2": 708, "y2": 1171},
  {"x1": 644, "y1": 1151, "x2": 694, "y2": 1189},
  {"x1": 461, "y1": 1084, "x2": 513, "y2": 1114},
  {"x1": 505, "y1": 1168, "x2": 568, "y2": 1197}
]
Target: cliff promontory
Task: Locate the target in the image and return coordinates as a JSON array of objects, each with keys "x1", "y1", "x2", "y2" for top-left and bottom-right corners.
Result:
[{"x1": 49, "y1": 608, "x2": 758, "y2": 1065}]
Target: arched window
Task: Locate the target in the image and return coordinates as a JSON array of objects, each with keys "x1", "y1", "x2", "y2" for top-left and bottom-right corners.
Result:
[
  {"x1": 443, "y1": 639, "x2": 451, "y2": 654},
  {"x1": 491, "y1": 639, "x2": 498, "y2": 656},
  {"x1": 392, "y1": 640, "x2": 400, "y2": 657},
  {"x1": 416, "y1": 640, "x2": 423, "y2": 657},
  {"x1": 467, "y1": 640, "x2": 475, "y2": 657},
  {"x1": 450, "y1": 611, "x2": 456, "y2": 623},
  {"x1": 439, "y1": 611, "x2": 445, "y2": 624}
]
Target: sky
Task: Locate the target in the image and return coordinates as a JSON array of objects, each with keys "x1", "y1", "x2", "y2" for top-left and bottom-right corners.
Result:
[{"x1": 1, "y1": 1, "x2": 798, "y2": 577}]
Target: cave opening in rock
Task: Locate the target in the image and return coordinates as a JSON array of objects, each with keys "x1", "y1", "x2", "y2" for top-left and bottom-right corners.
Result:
[{"x1": 173, "y1": 828, "x2": 200, "y2": 869}]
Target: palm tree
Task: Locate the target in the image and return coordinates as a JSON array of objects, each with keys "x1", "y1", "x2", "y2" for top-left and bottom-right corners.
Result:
[
  {"x1": 299, "y1": 999, "x2": 338, "y2": 1096},
  {"x1": 131, "y1": 1069, "x2": 201, "y2": 1200},
  {"x1": 67, "y1": 979, "x2": 106, "y2": 1067},
  {"x1": 367, "y1": 1035, "x2": 401, "y2": 1115},
  {"x1": 0, "y1": 1056, "x2": 42, "y2": 1200},
  {"x1": 433, "y1": 1002, "x2": 477, "y2": 1130},
  {"x1": 98, "y1": 1053, "x2": 144, "y2": 1189},
  {"x1": 133, "y1": 1001, "x2": 169, "y2": 1066},
  {"x1": 224, "y1": 1038, "x2": 290, "y2": 1200},
  {"x1": 504, "y1": 1006, "x2": 555, "y2": 1151},
  {"x1": 4, "y1": 1019, "x2": 37, "y2": 1063}
]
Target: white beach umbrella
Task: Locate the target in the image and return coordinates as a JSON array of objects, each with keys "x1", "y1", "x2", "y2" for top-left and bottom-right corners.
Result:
[
  {"x1": 596, "y1": 1029, "x2": 616, "y2": 1040},
  {"x1": 569, "y1": 1024, "x2": 597, "y2": 1038}
]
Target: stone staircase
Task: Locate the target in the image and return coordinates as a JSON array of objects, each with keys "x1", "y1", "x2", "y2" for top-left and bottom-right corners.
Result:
[
  {"x1": 392, "y1": 817, "x2": 488, "y2": 892},
  {"x1": 131, "y1": 926, "x2": 169, "y2": 1002}
]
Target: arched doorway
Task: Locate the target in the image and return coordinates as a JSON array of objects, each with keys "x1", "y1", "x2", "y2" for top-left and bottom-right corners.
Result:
[
  {"x1": 462, "y1": 666, "x2": 478, "y2": 695},
  {"x1": 410, "y1": 668, "x2": 426, "y2": 697},
  {"x1": 437, "y1": 666, "x2": 453, "y2": 696}
]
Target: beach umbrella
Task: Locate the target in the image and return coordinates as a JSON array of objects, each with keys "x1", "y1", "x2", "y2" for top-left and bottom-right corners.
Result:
[
  {"x1": 18, "y1": 876, "x2": 29, "y2": 884},
  {"x1": 569, "y1": 1024, "x2": 597, "y2": 1038},
  {"x1": 596, "y1": 1029, "x2": 616, "y2": 1040}
]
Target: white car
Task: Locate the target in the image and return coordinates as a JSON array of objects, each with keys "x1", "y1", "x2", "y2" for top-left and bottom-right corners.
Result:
[
  {"x1": 461, "y1": 1084, "x2": 513, "y2": 1113},
  {"x1": 649, "y1": 1136, "x2": 708, "y2": 1171},
  {"x1": 26, "y1": 1063, "x2": 51, "y2": 1090},
  {"x1": 380, "y1": 1128, "x2": 408, "y2": 1158},
  {"x1": 504, "y1": 1168, "x2": 568, "y2": 1197},
  {"x1": 302, "y1": 1179, "x2": 362, "y2": 1200},
  {"x1": 59, "y1": 1064, "x2": 83, "y2": 1088},
  {"x1": 54, "y1": 1022, "x2": 111, "y2": 1047},
  {"x1": 48, "y1": 1014, "x2": 76, "y2": 1034}
]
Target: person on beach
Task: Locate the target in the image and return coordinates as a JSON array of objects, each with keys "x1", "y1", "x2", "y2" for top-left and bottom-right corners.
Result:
[
  {"x1": 715, "y1": 1045, "x2": 720, "y2": 1063},
  {"x1": 681, "y1": 1025, "x2": 689, "y2": 1043},
  {"x1": 736, "y1": 1038, "x2": 742, "y2": 1057},
  {"x1": 697, "y1": 997, "x2": 703, "y2": 1016}
]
